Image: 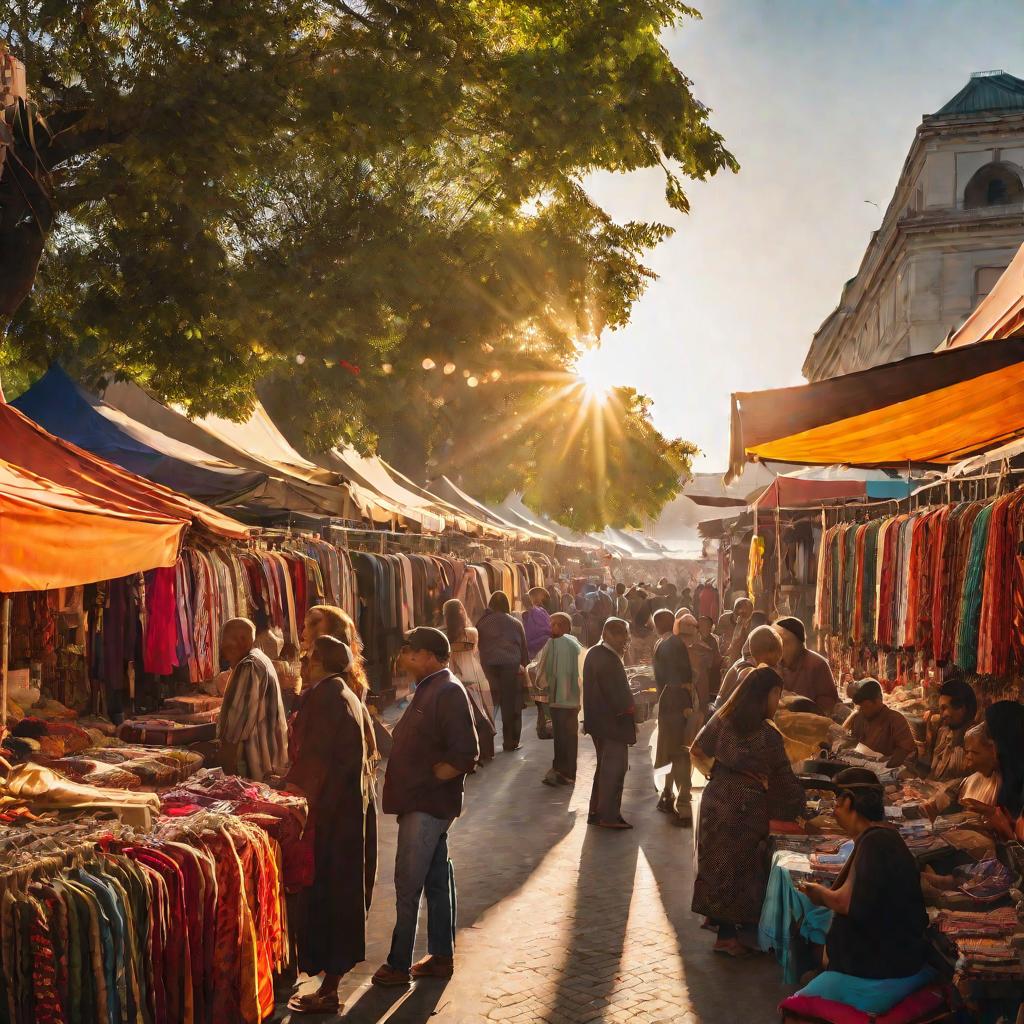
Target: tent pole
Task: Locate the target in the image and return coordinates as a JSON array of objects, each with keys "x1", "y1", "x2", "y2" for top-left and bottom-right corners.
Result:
[
  {"x1": 0, "y1": 596, "x2": 10, "y2": 736},
  {"x1": 775, "y1": 504, "x2": 783, "y2": 618}
]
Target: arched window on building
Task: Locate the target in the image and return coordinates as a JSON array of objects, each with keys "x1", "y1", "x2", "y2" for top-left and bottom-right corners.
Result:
[{"x1": 963, "y1": 162, "x2": 1024, "y2": 209}]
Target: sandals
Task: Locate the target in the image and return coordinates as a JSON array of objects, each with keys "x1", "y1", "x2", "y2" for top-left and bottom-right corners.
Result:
[
  {"x1": 287, "y1": 991, "x2": 340, "y2": 1015},
  {"x1": 713, "y1": 938, "x2": 754, "y2": 958}
]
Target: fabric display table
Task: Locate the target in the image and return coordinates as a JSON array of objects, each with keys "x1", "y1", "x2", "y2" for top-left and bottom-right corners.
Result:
[{"x1": 760, "y1": 799, "x2": 1024, "y2": 1020}]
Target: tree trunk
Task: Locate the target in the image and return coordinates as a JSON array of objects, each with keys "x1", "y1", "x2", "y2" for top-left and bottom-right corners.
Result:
[{"x1": 0, "y1": 99, "x2": 54, "y2": 330}]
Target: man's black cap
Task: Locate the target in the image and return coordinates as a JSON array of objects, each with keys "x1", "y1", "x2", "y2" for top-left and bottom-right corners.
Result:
[
  {"x1": 851, "y1": 677, "x2": 883, "y2": 704},
  {"x1": 403, "y1": 626, "x2": 450, "y2": 660}
]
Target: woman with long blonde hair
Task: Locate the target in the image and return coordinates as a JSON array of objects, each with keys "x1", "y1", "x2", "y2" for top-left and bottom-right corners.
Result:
[
  {"x1": 302, "y1": 605, "x2": 371, "y2": 699},
  {"x1": 442, "y1": 599, "x2": 494, "y2": 723}
]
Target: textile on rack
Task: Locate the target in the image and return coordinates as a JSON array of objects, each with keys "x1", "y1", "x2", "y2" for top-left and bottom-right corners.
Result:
[
  {"x1": 816, "y1": 485, "x2": 1024, "y2": 681},
  {"x1": 0, "y1": 785, "x2": 297, "y2": 1024}
]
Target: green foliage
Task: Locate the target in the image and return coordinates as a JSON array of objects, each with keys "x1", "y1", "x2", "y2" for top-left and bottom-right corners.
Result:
[{"x1": 1, "y1": 0, "x2": 734, "y2": 529}]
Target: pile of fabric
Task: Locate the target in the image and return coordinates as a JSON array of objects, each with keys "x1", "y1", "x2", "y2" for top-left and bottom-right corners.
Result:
[
  {"x1": 816, "y1": 488, "x2": 1024, "y2": 678},
  {"x1": 0, "y1": 806, "x2": 290, "y2": 1024},
  {"x1": 932, "y1": 907, "x2": 1024, "y2": 979},
  {"x1": 158, "y1": 769, "x2": 307, "y2": 880},
  {"x1": 43, "y1": 747, "x2": 204, "y2": 790},
  {"x1": 0, "y1": 763, "x2": 162, "y2": 829},
  {"x1": 1, "y1": 718, "x2": 94, "y2": 762}
]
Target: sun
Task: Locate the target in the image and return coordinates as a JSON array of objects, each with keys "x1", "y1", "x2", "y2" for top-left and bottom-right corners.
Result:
[{"x1": 574, "y1": 347, "x2": 616, "y2": 403}]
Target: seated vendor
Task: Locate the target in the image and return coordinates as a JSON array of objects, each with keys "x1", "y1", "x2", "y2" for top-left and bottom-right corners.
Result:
[
  {"x1": 796, "y1": 768, "x2": 934, "y2": 1015},
  {"x1": 966, "y1": 700, "x2": 1024, "y2": 842},
  {"x1": 923, "y1": 678, "x2": 976, "y2": 781},
  {"x1": 844, "y1": 678, "x2": 917, "y2": 768},
  {"x1": 915, "y1": 721, "x2": 1000, "y2": 820}
]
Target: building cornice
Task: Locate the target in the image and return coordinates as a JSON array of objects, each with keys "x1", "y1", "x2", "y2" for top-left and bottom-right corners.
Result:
[{"x1": 804, "y1": 109, "x2": 1024, "y2": 380}]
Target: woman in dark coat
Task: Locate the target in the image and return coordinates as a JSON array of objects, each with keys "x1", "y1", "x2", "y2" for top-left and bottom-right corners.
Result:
[
  {"x1": 284, "y1": 635, "x2": 371, "y2": 1014},
  {"x1": 690, "y1": 666, "x2": 806, "y2": 957}
]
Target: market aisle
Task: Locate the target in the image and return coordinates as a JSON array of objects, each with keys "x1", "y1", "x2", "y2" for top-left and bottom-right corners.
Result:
[{"x1": 275, "y1": 713, "x2": 790, "y2": 1024}]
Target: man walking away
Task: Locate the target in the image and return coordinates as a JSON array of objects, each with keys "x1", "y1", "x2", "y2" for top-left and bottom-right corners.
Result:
[
  {"x1": 477, "y1": 592, "x2": 530, "y2": 751},
  {"x1": 583, "y1": 618, "x2": 636, "y2": 830},
  {"x1": 653, "y1": 611, "x2": 695, "y2": 825},
  {"x1": 532, "y1": 613, "x2": 584, "y2": 787},
  {"x1": 373, "y1": 628, "x2": 479, "y2": 987}
]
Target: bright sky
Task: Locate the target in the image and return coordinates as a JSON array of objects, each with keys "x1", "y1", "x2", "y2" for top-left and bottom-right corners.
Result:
[{"x1": 584, "y1": 0, "x2": 1024, "y2": 472}]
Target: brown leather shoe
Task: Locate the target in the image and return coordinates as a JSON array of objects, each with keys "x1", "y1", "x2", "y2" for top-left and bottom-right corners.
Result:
[
  {"x1": 411, "y1": 955, "x2": 454, "y2": 979},
  {"x1": 372, "y1": 963, "x2": 411, "y2": 987}
]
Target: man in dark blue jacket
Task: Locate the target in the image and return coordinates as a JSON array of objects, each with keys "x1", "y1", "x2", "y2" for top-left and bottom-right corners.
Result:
[
  {"x1": 582, "y1": 617, "x2": 635, "y2": 829},
  {"x1": 373, "y1": 628, "x2": 479, "y2": 987}
]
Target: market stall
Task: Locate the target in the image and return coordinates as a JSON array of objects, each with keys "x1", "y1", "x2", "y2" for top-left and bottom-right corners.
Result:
[{"x1": 758, "y1": 767, "x2": 1023, "y2": 1021}]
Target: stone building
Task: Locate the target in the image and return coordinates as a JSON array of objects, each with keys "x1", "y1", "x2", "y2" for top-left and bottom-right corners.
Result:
[{"x1": 803, "y1": 71, "x2": 1024, "y2": 381}]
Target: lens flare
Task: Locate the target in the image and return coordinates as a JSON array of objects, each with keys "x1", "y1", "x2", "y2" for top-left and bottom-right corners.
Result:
[{"x1": 574, "y1": 348, "x2": 615, "y2": 403}]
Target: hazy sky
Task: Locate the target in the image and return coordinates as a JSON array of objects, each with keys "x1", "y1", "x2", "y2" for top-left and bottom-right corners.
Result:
[{"x1": 584, "y1": 0, "x2": 1024, "y2": 472}]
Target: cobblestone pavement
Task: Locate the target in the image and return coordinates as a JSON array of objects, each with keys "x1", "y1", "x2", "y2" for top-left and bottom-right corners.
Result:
[{"x1": 275, "y1": 710, "x2": 792, "y2": 1023}]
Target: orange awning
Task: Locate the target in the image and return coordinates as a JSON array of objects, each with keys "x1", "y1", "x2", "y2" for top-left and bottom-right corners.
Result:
[
  {"x1": 0, "y1": 458, "x2": 186, "y2": 592},
  {"x1": 728, "y1": 342, "x2": 1024, "y2": 479},
  {"x1": 0, "y1": 403, "x2": 249, "y2": 541},
  {"x1": 747, "y1": 359, "x2": 1024, "y2": 468}
]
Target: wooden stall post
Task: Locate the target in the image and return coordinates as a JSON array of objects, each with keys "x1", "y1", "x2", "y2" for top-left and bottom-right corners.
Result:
[{"x1": 0, "y1": 596, "x2": 10, "y2": 734}]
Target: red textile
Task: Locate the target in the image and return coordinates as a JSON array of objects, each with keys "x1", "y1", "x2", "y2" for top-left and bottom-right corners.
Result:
[
  {"x1": 127, "y1": 847, "x2": 192, "y2": 1024},
  {"x1": 144, "y1": 566, "x2": 179, "y2": 675},
  {"x1": 27, "y1": 896, "x2": 65, "y2": 1024}
]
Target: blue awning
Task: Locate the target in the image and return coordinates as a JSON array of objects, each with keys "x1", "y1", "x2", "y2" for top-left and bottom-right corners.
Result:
[{"x1": 12, "y1": 366, "x2": 268, "y2": 505}]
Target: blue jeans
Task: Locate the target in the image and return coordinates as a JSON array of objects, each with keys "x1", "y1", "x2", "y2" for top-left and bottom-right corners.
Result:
[{"x1": 387, "y1": 812, "x2": 457, "y2": 971}]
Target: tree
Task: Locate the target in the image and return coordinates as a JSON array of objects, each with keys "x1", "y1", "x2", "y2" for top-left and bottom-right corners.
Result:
[{"x1": 1, "y1": 2, "x2": 736, "y2": 528}]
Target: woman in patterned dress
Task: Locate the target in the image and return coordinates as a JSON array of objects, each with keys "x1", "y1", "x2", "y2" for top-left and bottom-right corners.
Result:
[{"x1": 690, "y1": 666, "x2": 806, "y2": 957}]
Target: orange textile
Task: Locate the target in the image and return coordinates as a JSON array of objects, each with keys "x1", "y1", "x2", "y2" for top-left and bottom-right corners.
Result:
[
  {"x1": 0, "y1": 403, "x2": 249, "y2": 541},
  {"x1": 747, "y1": 360, "x2": 1024, "y2": 468},
  {"x1": 0, "y1": 457, "x2": 185, "y2": 591}
]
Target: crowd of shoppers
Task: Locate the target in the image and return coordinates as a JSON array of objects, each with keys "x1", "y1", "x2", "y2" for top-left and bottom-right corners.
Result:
[{"x1": 207, "y1": 575, "x2": 1024, "y2": 1020}]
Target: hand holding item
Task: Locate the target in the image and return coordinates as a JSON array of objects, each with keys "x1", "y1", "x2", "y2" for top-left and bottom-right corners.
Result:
[
  {"x1": 267, "y1": 775, "x2": 304, "y2": 795},
  {"x1": 961, "y1": 798, "x2": 1015, "y2": 839},
  {"x1": 797, "y1": 880, "x2": 827, "y2": 907},
  {"x1": 432, "y1": 761, "x2": 461, "y2": 781},
  {"x1": 961, "y1": 797, "x2": 999, "y2": 820}
]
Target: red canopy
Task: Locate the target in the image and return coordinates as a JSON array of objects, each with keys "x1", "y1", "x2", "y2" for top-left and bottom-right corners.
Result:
[{"x1": 754, "y1": 477, "x2": 866, "y2": 510}]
